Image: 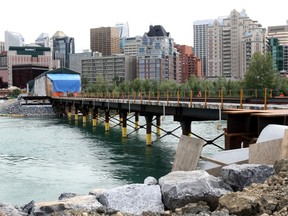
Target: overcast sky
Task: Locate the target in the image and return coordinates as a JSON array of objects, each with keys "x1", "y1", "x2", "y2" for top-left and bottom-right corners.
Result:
[{"x1": 0, "y1": 0, "x2": 287, "y2": 52}]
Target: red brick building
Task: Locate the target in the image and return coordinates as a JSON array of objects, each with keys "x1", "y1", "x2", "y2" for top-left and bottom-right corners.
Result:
[{"x1": 175, "y1": 45, "x2": 202, "y2": 83}]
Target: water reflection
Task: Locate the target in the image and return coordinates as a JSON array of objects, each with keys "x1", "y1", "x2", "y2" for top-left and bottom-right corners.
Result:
[{"x1": 0, "y1": 116, "x2": 226, "y2": 205}]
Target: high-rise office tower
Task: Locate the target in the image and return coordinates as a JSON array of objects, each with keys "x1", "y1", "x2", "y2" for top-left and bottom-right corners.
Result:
[
  {"x1": 115, "y1": 22, "x2": 129, "y2": 38},
  {"x1": 0, "y1": 41, "x2": 4, "y2": 53},
  {"x1": 4, "y1": 31, "x2": 25, "y2": 51},
  {"x1": 193, "y1": 20, "x2": 213, "y2": 77},
  {"x1": 115, "y1": 22, "x2": 130, "y2": 53},
  {"x1": 196, "y1": 9, "x2": 265, "y2": 79},
  {"x1": 268, "y1": 21, "x2": 288, "y2": 72},
  {"x1": 35, "y1": 33, "x2": 50, "y2": 47},
  {"x1": 52, "y1": 31, "x2": 75, "y2": 68},
  {"x1": 90, "y1": 27, "x2": 120, "y2": 56}
]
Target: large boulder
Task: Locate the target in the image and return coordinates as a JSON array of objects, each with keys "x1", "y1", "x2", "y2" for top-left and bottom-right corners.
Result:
[
  {"x1": 144, "y1": 176, "x2": 158, "y2": 185},
  {"x1": 274, "y1": 159, "x2": 288, "y2": 177},
  {"x1": 0, "y1": 202, "x2": 25, "y2": 216},
  {"x1": 218, "y1": 191, "x2": 260, "y2": 215},
  {"x1": 97, "y1": 184, "x2": 164, "y2": 215},
  {"x1": 221, "y1": 164, "x2": 275, "y2": 191},
  {"x1": 33, "y1": 195, "x2": 102, "y2": 215},
  {"x1": 158, "y1": 170, "x2": 232, "y2": 211}
]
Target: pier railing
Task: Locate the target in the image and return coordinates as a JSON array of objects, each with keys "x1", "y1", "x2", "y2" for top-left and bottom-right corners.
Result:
[{"x1": 63, "y1": 88, "x2": 288, "y2": 110}]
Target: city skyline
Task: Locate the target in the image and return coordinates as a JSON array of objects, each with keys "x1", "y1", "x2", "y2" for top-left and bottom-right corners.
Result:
[{"x1": 0, "y1": 0, "x2": 287, "y2": 52}]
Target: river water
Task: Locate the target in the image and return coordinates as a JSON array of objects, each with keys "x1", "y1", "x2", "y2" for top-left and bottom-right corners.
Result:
[{"x1": 0, "y1": 114, "x2": 225, "y2": 206}]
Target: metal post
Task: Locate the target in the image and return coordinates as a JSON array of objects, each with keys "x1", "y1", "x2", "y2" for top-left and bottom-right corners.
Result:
[
  {"x1": 204, "y1": 89, "x2": 207, "y2": 109},
  {"x1": 122, "y1": 111, "x2": 127, "y2": 138},
  {"x1": 156, "y1": 115, "x2": 161, "y2": 136},
  {"x1": 180, "y1": 120, "x2": 192, "y2": 136},
  {"x1": 264, "y1": 88, "x2": 267, "y2": 110},
  {"x1": 74, "y1": 105, "x2": 79, "y2": 121},
  {"x1": 119, "y1": 111, "x2": 123, "y2": 128},
  {"x1": 240, "y1": 89, "x2": 243, "y2": 109},
  {"x1": 145, "y1": 115, "x2": 153, "y2": 145},
  {"x1": 221, "y1": 88, "x2": 224, "y2": 110},
  {"x1": 166, "y1": 91, "x2": 169, "y2": 106},
  {"x1": 82, "y1": 106, "x2": 87, "y2": 124},
  {"x1": 190, "y1": 90, "x2": 193, "y2": 108},
  {"x1": 68, "y1": 104, "x2": 72, "y2": 119},
  {"x1": 92, "y1": 107, "x2": 98, "y2": 126},
  {"x1": 135, "y1": 112, "x2": 139, "y2": 129},
  {"x1": 105, "y1": 109, "x2": 110, "y2": 131}
]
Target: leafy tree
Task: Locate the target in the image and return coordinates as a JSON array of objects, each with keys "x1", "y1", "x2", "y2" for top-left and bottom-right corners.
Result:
[
  {"x1": 151, "y1": 80, "x2": 159, "y2": 94},
  {"x1": 11, "y1": 88, "x2": 21, "y2": 98},
  {"x1": 215, "y1": 77, "x2": 226, "y2": 91},
  {"x1": 159, "y1": 80, "x2": 178, "y2": 95},
  {"x1": 225, "y1": 79, "x2": 243, "y2": 97},
  {"x1": 188, "y1": 75, "x2": 200, "y2": 93},
  {"x1": 142, "y1": 79, "x2": 151, "y2": 93},
  {"x1": 81, "y1": 76, "x2": 89, "y2": 90},
  {"x1": 244, "y1": 52, "x2": 278, "y2": 93},
  {"x1": 93, "y1": 75, "x2": 108, "y2": 93},
  {"x1": 112, "y1": 75, "x2": 124, "y2": 86},
  {"x1": 131, "y1": 78, "x2": 142, "y2": 93},
  {"x1": 118, "y1": 81, "x2": 130, "y2": 94},
  {"x1": 274, "y1": 75, "x2": 288, "y2": 96}
]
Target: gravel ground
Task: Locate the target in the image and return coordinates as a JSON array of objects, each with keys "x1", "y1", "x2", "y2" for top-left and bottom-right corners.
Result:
[{"x1": 0, "y1": 98, "x2": 55, "y2": 116}]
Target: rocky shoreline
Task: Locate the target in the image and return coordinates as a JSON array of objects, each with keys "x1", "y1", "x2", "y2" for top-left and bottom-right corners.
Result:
[
  {"x1": 1, "y1": 99, "x2": 288, "y2": 216},
  {"x1": 0, "y1": 99, "x2": 55, "y2": 117},
  {"x1": 0, "y1": 160, "x2": 288, "y2": 216}
]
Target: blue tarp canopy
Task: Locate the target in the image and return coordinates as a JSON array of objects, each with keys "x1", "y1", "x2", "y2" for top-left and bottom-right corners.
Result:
[{"x1": 47, "y1": 74, "x2": 80, "y2": 93}]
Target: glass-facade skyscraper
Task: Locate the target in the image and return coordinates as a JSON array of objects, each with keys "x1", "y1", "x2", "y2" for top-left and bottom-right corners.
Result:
[
  {"x1": 52, "y1": 31, "x2": 75, "y2": 68},
  {"x1": 268, "y1": 22, "x2": 288, "y2": 72},
  {"x1": 115, "y1": 22, "x2": 130, "y2": 53},
  {"x1": 4, "y1": 31, "x2": 25, "y2": 51}
]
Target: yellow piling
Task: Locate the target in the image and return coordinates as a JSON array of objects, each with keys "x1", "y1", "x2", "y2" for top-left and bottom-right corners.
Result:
[
  {"x1": 122, "y1": 127, "x2": 127, "y2": 138},
  {"x1": 92, "y1": 119, "x2": 97, "y2": 127},
  {"x1": 105, "y1": 122, "x2": 110, "y2": 131},
  {"x1": 146, "y1": 134, "x2": 152, "y2": 145}
]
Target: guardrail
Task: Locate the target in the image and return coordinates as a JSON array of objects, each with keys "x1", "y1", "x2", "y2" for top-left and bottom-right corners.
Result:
[{"x1": 60, "y1": 88, "x2": 288, "y2": 110}]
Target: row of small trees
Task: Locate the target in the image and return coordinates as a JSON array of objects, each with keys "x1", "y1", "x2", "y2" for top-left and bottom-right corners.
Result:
[{"x1": 82, "y1": 52, "x2": 288, "y2": 98}]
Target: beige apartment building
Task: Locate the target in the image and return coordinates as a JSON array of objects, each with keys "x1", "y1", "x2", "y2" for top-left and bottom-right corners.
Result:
[
  {"x1": 124, "y1": 36, "x2": 142, "y2": 56},
  {"x1": 90, "y1": 27, "x2": 120, "y2": 57},
  {"x1": 268, "y1": 22, "x2": 288, "y2": 46},
  {"x1": 207, "y1": 9, "x2": 266, "y2": 79},
  {"x1": 81, "y1": 54, "x2": 136, "y2": 85}
]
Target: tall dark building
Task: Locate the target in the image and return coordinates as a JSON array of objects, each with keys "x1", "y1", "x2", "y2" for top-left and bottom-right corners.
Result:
[
  {"x1": 52, "y1": 31, "x2": 75, "y2": 68},
  {"x1": 90, "y1": 27, "x2": 120, "y2": 56}
]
